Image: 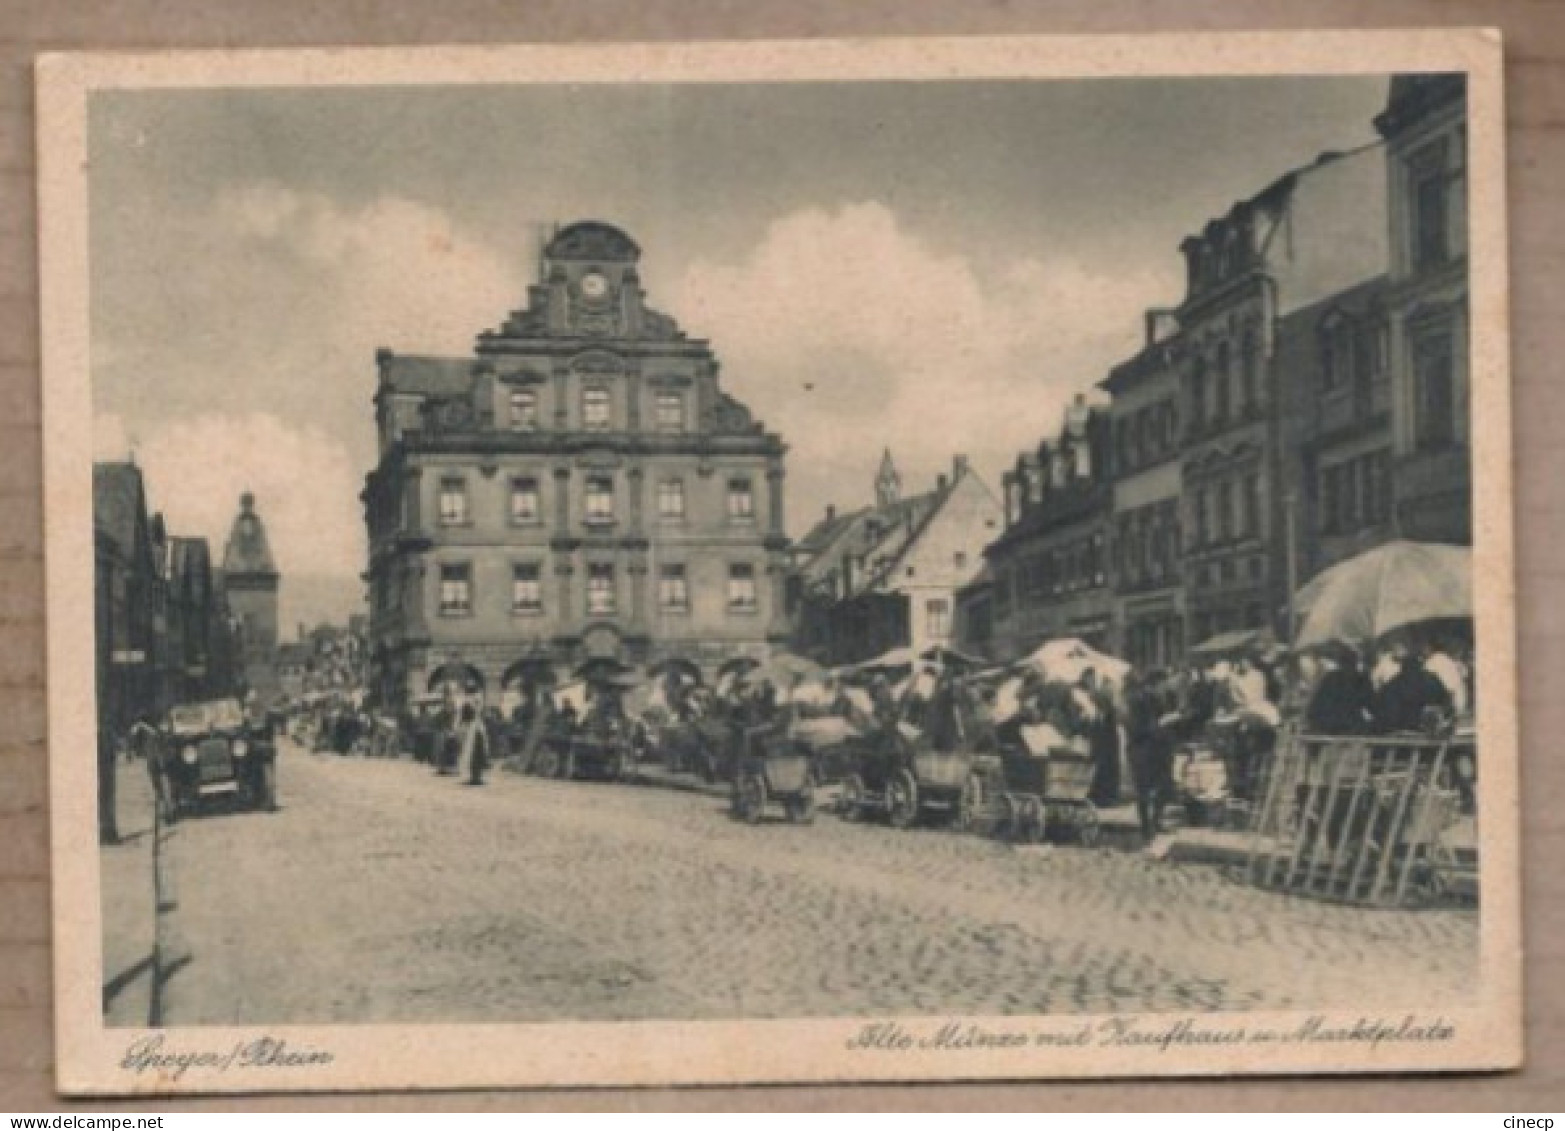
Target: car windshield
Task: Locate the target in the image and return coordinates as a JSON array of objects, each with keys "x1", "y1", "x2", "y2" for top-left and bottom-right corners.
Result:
[{"x1": 168, "y1": 699, "x2": 245, "y2": 734}]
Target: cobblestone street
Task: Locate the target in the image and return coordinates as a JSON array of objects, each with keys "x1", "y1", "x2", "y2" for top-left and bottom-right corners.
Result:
[{"x1": 133, "y1": 740, "x2": 1479, "y2": 1026}]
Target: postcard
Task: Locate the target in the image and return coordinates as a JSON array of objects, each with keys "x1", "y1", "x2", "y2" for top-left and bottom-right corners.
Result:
[{"x1": 38, "y1": 31, "x2": 1518, "y2": 1093}]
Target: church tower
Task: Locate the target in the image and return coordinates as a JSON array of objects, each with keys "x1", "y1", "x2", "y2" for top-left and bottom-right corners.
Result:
[
  {"x1": 875, "y1": 448, "x2": 902, "y2": 508},
  {"x1": 222, "y1": 491, "x2": 280, "y2": 701}
]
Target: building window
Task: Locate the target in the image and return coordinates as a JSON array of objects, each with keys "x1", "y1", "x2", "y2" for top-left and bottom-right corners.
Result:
[
  {"x1": 954, "y1": 551, "x2": 968, "y2": 571},
  {"x1": 1214, "y1": 343, "x2": 1232, "y2": 425},
  {"x1": 586, "y1": 564, "x2": 615, "y2": 616},
  {"x1": 654, "y1": 392, "x2": 684, "y2": 432},
  {"x1": 582, "y1": 386, "x2": 611, "y2": 431},
  {"x1": 511, "y1": 564, "x2": 542, "y2": 614},
  {"x1": 584, "y1": 475, "x2": 614, "y2": 526},
  {"x1": 438, "y1": 564, "x2": 471, "y2": 617},
  {"x1": 1242, "y1": 330, "x2": 1260, "y2": 411},
  {"x1": 1320, "y1": 466, "x2": 1340, "y2": 536},
  {"x1": 1321, "y1": 321, "x2": 1352, "y2": 393},
  {"x1": 727, "y1": 563, "x2": 758, "y2": 612},
  {"x1": 509, "y1": 389, "x2": 539, "y2": 431},
  {"x1": 727, "y1": 478, "x2": 755, "y2": 523},
  {"x1": 659, "y1": 564, "x2": 689, "y2": 612},
  {"x1": 509, "y1": 477, "x2": 540, "y2": 525},
  {"x1": 1189, "y1": 361, "x2": 1207, "y2": 434},
  {"x1": 1194, "y1": 488, "x2": 1209, "y2": 548},
  {"x1": 1412, "y1": 326, "x2": 1457, "y2": 449},
  {"x1": 657, "y1": 478, "x2": 685, "y2": 521},
  {"x1": 438, "y1": 477, "x2": 468, "y2": 526},
  {"x1": 1243, "y1": 475, "x2": 1261, "y2": 538},
  {"x1": 1410, "y1": 146, "x2": 1451, "y2": 271},
  {"x1": 926, "y1": 598, "x2": 951, "y2": 639}
]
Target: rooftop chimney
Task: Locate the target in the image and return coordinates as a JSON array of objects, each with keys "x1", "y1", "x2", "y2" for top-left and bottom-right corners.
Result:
[
  {"x1": 825, "y1": 503, "x2": 836, "y2": 522},
  {"x1": 953, "y1": 454, "x2": 970, "y2": 480},
  {"x1": 936, "y1": 473, "x2": 950, "y2": 493}
]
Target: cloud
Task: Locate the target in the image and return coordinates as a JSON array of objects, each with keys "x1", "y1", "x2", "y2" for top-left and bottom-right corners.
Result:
[
  {"x1": 95, "y1": 410, "x2": 366, "y2": 625},
  {"x1": 93, "y1": 182, "x2": 523, "y2": 471},
  {"x1": 673, "y1": 203, "x2": 1178, "y2": 527},
  {"x1": 92, "y1": 183, "x2": 527, "y2": 621}
]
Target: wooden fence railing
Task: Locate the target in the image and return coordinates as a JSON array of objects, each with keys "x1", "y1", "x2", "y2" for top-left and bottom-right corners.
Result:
[{"x1": 1244, "y1": 729, "x2": 1468, "y2": 907}]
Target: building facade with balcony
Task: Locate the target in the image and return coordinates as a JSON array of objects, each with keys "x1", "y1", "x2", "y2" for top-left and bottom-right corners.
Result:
[
  {"x1": 1279, "y1": 276, "x2": 1397, "y2": 580},
  {"x1": 987, "y1": 398, "x2": 1114, "y2": 662},
  {"x1": 362, "y1": 221, "x2": 789, "y2": 708},
  {"x1": 1174, "y1": 144, "x2": 1389, "y2": 648},
  {"x1": 1100, "y1": 318, "x2": 1185, "y2": 671},
  {"x1": 1375, "y1": 75, "x2": 1471, "y2": 546}
]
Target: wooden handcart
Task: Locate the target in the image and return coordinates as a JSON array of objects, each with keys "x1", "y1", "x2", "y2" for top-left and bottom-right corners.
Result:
[
  {"x1": 970, "y1": 747, "x2": 1100, "y2": 845},
  {"x1": 733, "y1": 727, "x2": 818, "y2": 825}
]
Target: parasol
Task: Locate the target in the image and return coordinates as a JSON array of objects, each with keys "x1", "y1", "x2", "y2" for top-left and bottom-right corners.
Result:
[
  {"x1": 741, "y1": 651, "x2": 826, "y2": 690},
  {"x1": 500, "y1": 656, "x2": 559, "y2": 690},
  {"x1": 648, "y1": 657, "x2": 704, "y2": 685},
  {"x1": 847, "y1": 646, "x2": 919, "y2": 675},
  {"x1": 1188, "y1": 627, "x2": 1274, "y2": 662},
  {"x1": 1016, "y1": 637, "x2": 1130, "y2": 688},
  {"x1": 1292, "y1": 540, "x2": 1472, "y2": 650},
  {"x1": 426, "y1": 660, "x2": 485, "y2": 693}
]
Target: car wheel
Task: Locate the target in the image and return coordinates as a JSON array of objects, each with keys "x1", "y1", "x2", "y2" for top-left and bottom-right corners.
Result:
[
  {"x1": 739, "y1": 773, "x2": 767, "y2": 825},
  {"x1": 839, "y1": 774, "x2": 866, "y2": 821},
  {"x1": 955, "y1": 772, "x2": 983, "y2": 833},
  {"x1": 786, "y1": 774, "x2": 817, "y2": 825},
  {"x1": 887, "y1": 770, "x2": 919, "y2": 830}
]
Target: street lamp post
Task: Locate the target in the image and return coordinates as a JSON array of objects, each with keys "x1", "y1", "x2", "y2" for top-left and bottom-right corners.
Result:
[{"x1": 1283, "y1": 490, "x2": 1299, "y2": 645}]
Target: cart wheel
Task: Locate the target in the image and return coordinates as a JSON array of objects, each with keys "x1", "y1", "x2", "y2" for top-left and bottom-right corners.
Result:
[
  {"x1": 840, "y1": 774, "x2": 866, "y2": 821},
  {"x1": 887, "y1": 770, "x2": 919, "y2": 829},
  {"x1": 786, "y1": 774, "x2": 817, "y2": 825},
  {"x1": 533, "y1": 747, "x2": 557, "y2": 778},
  {"x1": 739, "y1": 773, "x2": 767, "y2": 825},
  {"x1": 1001, "y1": 793, "x2": 1024, "y2": 841},
  {"x1": 1078, "y1": 805, "x2": 1101, "y2": 848},
  {"x1": 607, "y1": 748, "x2": 627, "y2": 782},
  {"x1": 956, "y1": 773, "x2": 984, "y2": 833},
  {"x1": 559, "y1": 750, "x2": 576, "y2": 780},
  {"x1": 1025, "y1": 797, "x2": 1048, "y2": 844}
]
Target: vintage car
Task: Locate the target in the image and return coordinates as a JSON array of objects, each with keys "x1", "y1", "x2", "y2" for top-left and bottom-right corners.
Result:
[{"x1": 163, "y1": 698, "x2": 276, "y2": 817}]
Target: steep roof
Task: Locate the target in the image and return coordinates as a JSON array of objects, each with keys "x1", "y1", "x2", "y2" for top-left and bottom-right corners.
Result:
[
  {"x1": 376, "y1": 352, "x2": 474, "y2": 398},
  {"x1": 796, "y1": 486, "x2": 946, "y2": 591},
  {"x1": 92, "y1": 462, "x2": 147, "y2": 559},
  {"x1": 222, "y1": 492, "x2": 278, "y2": 578}
]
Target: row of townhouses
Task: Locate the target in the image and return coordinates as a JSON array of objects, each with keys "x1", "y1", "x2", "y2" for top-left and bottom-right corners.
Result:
[
  {"x1": 363, "y1": 78, "x2": 1468, "y2": 701},
  {"x1": 953, "y1": 75, "x2": 1469, "y2": 669},
  {"x1": 93, "y1": 471, "x2": 280, "y2": 733}
]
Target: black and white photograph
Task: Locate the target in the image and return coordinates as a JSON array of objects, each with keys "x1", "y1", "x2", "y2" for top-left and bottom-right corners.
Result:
[{"x1": 38, "y1": 33, "x2": 1517, "y2": 1092}]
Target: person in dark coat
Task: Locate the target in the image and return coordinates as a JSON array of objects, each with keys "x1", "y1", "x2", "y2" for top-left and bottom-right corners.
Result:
[
  {"x1": 1373, "y1": 653, "x2": 1454, "y2": 734},
  {"x1": 1124, "y1": 673, "x2": 1172, "y2": 840},
  {"x1": 1304, "y1": 645, "x2": 1377, "y2": 735},
  {"x1": 1083, "y1": 669, "x2": 1122, "y2": 808},
  {"x1": 458, "y1": 703, "x2": 490, "y2": 785}
]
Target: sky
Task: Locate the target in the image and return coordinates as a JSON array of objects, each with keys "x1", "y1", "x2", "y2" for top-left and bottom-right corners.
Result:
[{"x1": 88, "y1": 75, "x2": 1389, "y2": 631}]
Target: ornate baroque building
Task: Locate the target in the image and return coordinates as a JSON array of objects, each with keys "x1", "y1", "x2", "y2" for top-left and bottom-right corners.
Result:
[{"x1": 362, "y1": 221, "x2": 789, "y2": 707}]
